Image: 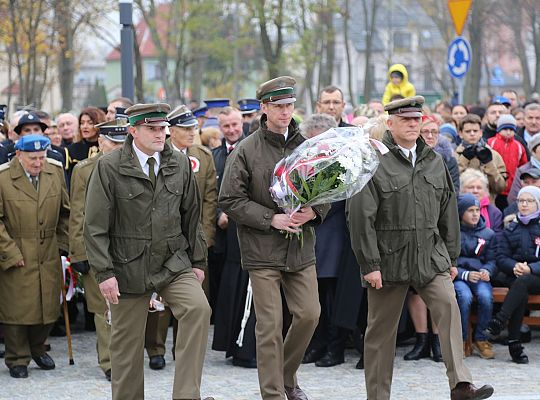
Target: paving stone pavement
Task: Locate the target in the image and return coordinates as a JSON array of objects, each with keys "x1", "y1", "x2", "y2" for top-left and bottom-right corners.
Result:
[{"x1": 1, "y1": 327, "x2": 539, "y2": 399}]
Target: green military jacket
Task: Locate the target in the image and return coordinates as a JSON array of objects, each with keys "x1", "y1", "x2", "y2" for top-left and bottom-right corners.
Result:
[
  {"x1": 68, "y1": 153, "x2": 107, "y2": 314},
  {"x1": 168, "y1": 140, "x2": 218, "y2": 248},
  {"x1": 0, "y1": 158, "x2": 70, "y2": 324},
  {"x1": 84, "y1": 135, "x2": 207, "y2": 295},
  {"x1": 219, "y1": 115, "x2": 329, "y2": 271},
  {"x1": 346, "y1": 131, "x2": 460, "y2": 287}
]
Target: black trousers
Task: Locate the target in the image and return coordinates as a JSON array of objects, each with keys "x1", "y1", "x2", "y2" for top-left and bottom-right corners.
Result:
[
  {"x1": 498, "y1": 273, "x2": 540, "y2": 340},
  {"x1": 308, "y1": 277, "x2": 347, "y2": 354}
]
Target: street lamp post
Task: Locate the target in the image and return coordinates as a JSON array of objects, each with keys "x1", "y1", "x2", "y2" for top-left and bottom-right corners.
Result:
[{"x1": 119, "y1": 0, "x2": 134, "y2": 101}]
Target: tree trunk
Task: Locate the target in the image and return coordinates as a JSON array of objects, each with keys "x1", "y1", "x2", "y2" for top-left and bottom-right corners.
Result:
[
  {"x1": 464, "y1": 0, "x2": 484, "y2": 104},
  {"x1": 511, "y1": 2, "x2": 532, "y2": 97},
  {"x1": 133, "y1": 28, "x2": 145, "y2": 102},
  {"x1": 532, "y1": 6, "x2": 540, "y2": 93},
  {"x1": 56, "y1": 0, "x2": 75, "y2": 111},
  {"x1": 256, "y1": 0, "x2": 283, "y2": 79},
  {"x1": 362, "y1": 0, "x2": 379, "y2": 103},
  {"x1": 343, "y1": 0, "x2": 355, "y2": 107}
]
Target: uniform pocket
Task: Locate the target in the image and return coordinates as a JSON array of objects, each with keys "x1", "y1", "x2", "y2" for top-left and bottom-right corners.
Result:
[
  {"x1": 378, "y1": 230, "x2": 410, "y2": 282},
  {"x1": 163, "y1": 236, "x2": 191, "y2": 273}
]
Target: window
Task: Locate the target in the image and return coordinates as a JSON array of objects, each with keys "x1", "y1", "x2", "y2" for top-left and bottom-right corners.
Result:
[{"x1": 393, "y1": 32, "x2": 412, "y2": 52}]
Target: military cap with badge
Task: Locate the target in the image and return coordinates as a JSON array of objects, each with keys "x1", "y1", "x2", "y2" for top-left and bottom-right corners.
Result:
[
  {"x1": 96, "y1": 118, "x2": 129, "y2": 143},
  {"x1": 125, "y1": 103, "x2": 171, "y2": 127},
  {"x1": 384, "y1": 95, "x2": 425, "y2": 118},
  {"x1": 237, "y1": 99, "x2": 260, "y2": 114},
  {"x1": 256, "y1": 76, "x2": 297, "y2": 105},
  {"x1": 14, "y1": 112, "x2": 49, "y2": 134},
  {"x1": 14, "y1": 134, "x2": 51, "y2": 152},
  {"x1": 168, "y1": 105, "x2": 198, "y2": 127}
]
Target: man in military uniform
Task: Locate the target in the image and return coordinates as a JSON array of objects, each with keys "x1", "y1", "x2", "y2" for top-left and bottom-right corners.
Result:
[
  {"x1": 84, "y1": 103, "x2": 213, "y2": 400},
  {"x1": 347, "y1": 96, "x2": 494, "y2": 400},
  {"x1": 68, "y1": 118, "x2": 129, "y2": 381},
  {"x1": 143, "y1": 105, "x2": 218, "y2": 370},
  {"x1": 219, "y1": 77, "x2": 328, "y2": 400},
  {"x1": 0, "y1": 135, "x2": 69, "y2": 378}
]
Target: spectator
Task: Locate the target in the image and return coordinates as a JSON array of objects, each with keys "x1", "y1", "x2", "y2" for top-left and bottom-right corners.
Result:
[
  {"x1": 460, "y1": 168, "x2": 503, "y2": 235},
  {"x1": 434, "y1": 101, "x2": 453, "y2": 124},
  {"x1": 488, "y1": 114, "x2": 528, "y2": 210},
  {"x1": 482, "y1": 101, "x2": 509, "y2": 141},
  {"x1": 512, "y1": 107, "x2": 525, "y2": 130},
  {"x1": 454, "y1": 194, "x2": 496, "y2": 359},
  {"x1": 367, "y1": 99, "x2": 384, "y2": 116},
  {"x1": 517, "y1": 102, "x2": 540, "y2": 146},
  {"x1": 451, "y1": 104, "x2": 468, "y2": 128},
  {"x1": 56, "y1": 113, "x2": 78, "y2": 146},
  {"x1": 439, "y1": 122, "x2": 460, "y2": 149},
  {"x1": 200, "y1": 127, "x2": 222, "y2": 149},
  {"x1": 365, "y1": 115, "x2": 387, "y2": 141},
  {"x1": 487, "y1": 186, "x2": 540, "y2": 364},
  {"x1": 508, "y1": 134, "x2": 540, "y2": 204},
  {"x1": 456, "y1": 114, "x2": 507, "y2": 196},
  {"x1": 502, "y1": 90, "x2": 520, "y2": 110},
  {"x1": 381, "y1": 64, "x2": 416, "y2": 105},
  {"x1": 420, "y1": 115, "x2": 460, "y2": 192}
]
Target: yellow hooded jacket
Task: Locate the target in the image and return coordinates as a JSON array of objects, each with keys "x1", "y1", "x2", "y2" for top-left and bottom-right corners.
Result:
[{"x1": 382, "y1": 64, "x2": 416, "y2": 105}]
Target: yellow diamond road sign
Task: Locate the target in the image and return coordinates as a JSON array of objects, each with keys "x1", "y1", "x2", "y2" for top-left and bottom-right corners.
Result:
[{"x1": 448, "y1": 0, "x2": 472, "y2": 36}]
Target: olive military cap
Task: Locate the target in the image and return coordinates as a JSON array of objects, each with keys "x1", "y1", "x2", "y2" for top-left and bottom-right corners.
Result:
[
  {"x1": 125, "y1": 103, "x2": 171, "y2": 127},
  {"x1": 167, "y1": 105, "x2": 198, "y2": 127},
  {"x1": 384, "y1": 95, "x2": 425, "y2": 118},
  {"x1": 96, "y1": 118, "x2": 129, "y2": 143},
  {"x1": 256, "y1": 76, "x2": 296, "y2": 105}
]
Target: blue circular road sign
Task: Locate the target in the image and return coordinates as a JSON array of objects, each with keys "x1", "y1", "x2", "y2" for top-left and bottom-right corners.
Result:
[{"x1": 447, "y1": 36, "x2": 472, "y2": 79}]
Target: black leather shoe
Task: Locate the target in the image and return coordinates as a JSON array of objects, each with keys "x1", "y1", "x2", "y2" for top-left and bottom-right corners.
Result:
[
  {"x1": 485, "y1": 317, "x2": 504, "y2": 338},
  {"x1": 302, "y1": 348, "x2": 325, "y2": 364},
  {"x1": 9, "y1": 365, "x2": 28, "y2": 378},
  {"x1": 355, "y1": 355, "x2": 364, "y2": 370},
  {"x1": 315, "y1": 351, "x2": 344, "y2": 367},
  {"x1": 450, "y1": 382, "x2": 494, "y2": 400},
  {"x1": 404, "y1": 333, "x2": 430, "y2": 361},
  {"x1": 284, "y1": 385, "x2": 309, "y2": 400},
  {"x1": 0, "y1": 349, "x2": 4, "y2": 358},
  {"x1": 32, "y1": 353, "x2": 55, "y2": 370},
  {"x1": 232, "y1": 357, "x2": 257, "y2": 368},
  {"x1": 105, "y1": 369, "x2": 111, "y2": 381},
  {"x1": 149, "y1": 355, "x2": 165, "y2": 370},
  {"x1": 508, "y1": 341, "x2": 529, "y2": 364}
]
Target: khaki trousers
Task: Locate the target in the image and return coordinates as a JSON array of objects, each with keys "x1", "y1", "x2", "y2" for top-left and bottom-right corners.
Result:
[
  {"x1": 364, "y1": 273, "x2": 473, "y2": 400},
  {"x1": 3, "y1": 323, "x2": 52, "y2": 368},
  {"x1": 249, "y1": 266, "x2": 320, "y2": 400},
  {"x1": 145, "y1": 307, "x2": 172, "y2": 357},
  {"x1": 94, "y1": 312, "x2": 111, "y2": 373},
  {"x1": 109, "y1": 272, "x2": 211, "y2": 400}
]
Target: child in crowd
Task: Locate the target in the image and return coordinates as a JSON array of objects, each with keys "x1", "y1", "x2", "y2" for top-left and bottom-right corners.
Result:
[
  {"x1": 455, "y1": 194, "x2": 496, "y2": 359},
  {"x1": 381, "y1": 64, "x2": 415, "y2": 105},
  {"x1": 487, "y1": 186, "x2": 540, "y2": 364},
  {"x1": 488, "y1": 114, "x2": 528, "y2": 210}
]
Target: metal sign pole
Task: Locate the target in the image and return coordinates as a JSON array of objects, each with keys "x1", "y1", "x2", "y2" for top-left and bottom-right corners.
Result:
[{"x1": 119, "y1": 0, "x2": 134, "y2": 101}]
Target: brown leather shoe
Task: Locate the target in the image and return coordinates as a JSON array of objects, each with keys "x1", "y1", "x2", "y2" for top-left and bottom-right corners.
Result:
[
  {"x1": 285, "y1": 385, "x2": 309, "y2": 400},
  {"x1": 450, "y1": 382, "x2": 494, "y2": 400}
]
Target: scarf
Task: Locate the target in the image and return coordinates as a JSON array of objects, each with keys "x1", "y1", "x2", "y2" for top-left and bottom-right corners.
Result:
[
  {"x1": 531, "y1": 157, "x2": 540, "y2": 170},
  {"x1": 518, "y1": 210, "x2": 540, "y2": 225},
  {"x1": 479, "y1": 196, "x2": 492, "y2": 228}
]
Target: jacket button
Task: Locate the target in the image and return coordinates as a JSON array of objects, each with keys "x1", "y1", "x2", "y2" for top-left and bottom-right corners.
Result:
[
  {"x1": 39, "y1": 220, "x2": 44, "y2": 225},
  {"x1": 152, "y1": 207, "x2": 155, "y2": 211},
  {"x1": 129, "y1": 193, "x2": 132, "y2": 197},
  {"x1": 388, "y1": 248, "x2": 393, "y2": 252},
  {"x1": 124, "y1": 258, "x2": 128, "y2": 262}
]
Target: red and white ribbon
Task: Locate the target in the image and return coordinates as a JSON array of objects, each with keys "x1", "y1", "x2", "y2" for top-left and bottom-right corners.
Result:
[
  {"x1": 61, "y1": 256, "x2": 75, "y2": 303},
  {"x1": 475, "y1": 238, "x2": 486, "y2": 255},
  {"x1": 535, "y1": 237, "x2": 540, "y2": 258}
]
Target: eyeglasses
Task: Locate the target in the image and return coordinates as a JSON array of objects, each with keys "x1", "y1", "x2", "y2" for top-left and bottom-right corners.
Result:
[
  {"x1": 320, "y1": 100, "x2": 343, "y2": 106},
  {"x1": 420, "y1": 129, "x2": 439, "y2": 136},
  {"x1": 517, "y1": 199, "x2": 536, "y2": 205}
]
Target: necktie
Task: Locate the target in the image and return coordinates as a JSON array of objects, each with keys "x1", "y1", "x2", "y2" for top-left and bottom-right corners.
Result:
[
  {"x1": 407, "y1": 151, "x2": 414, "y2": 165},
  {"x1": 31, "y1": 175, "x2": 38, "y2": 190},
  {"x1": 228, "y1": 145, "x2": 234, "y2": 154},
  {"x1": 147, "y1": 157, "x2": 156, "y2": 188}
]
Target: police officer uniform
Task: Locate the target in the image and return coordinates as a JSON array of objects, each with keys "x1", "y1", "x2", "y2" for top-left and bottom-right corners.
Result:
[
  {"x1": 0, "y1": 135, "x2": 70, "y2": 378},
  {"x1": 69, "y1": 118, "x2": 129, "y2": 380},
  {"x1": 237, "y1": 98, "x2": 261, "y2": 136}
]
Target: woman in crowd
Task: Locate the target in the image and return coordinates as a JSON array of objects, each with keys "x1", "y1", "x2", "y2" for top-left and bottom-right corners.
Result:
[
  {"x1": 460, "y1": 168, "x2": 504, "y2": 235},
  {"x1": 452, "y1": 104, "x2": 468, "y2": 128},
  {"x1": 487, "y1": 186, "x2": 540, "y2": 364}
]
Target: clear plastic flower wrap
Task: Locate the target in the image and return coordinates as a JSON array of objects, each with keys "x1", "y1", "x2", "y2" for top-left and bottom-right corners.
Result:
[{"x1": 270, "y1": 126, "x2": 383, "y2": 215}]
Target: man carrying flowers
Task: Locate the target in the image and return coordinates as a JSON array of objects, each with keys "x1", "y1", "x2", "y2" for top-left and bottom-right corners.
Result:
[{"x1": 219, "y1": 76, "x2": 328, "y2": 400}]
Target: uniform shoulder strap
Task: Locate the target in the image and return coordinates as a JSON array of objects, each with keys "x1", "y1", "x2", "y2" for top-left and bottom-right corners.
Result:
[{"x1": 46, "y1": 158, "x2": 63, "y2": 168}]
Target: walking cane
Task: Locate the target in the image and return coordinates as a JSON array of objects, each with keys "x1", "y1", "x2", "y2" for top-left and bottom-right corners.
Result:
[
  {"x1": 61, "y1": 281, "x2": 75, "y2": 365},
  {"x1": 236, "y1": 278, "x2": 253, "y2": 348}
]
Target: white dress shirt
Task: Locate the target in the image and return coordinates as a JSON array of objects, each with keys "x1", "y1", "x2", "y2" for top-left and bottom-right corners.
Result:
[
  {"x1": 397, "y1": 143, "x2": 417, "y2": 166},
  {"x1": 132, "y1": 142, "x2": 160, "y2": 177}
]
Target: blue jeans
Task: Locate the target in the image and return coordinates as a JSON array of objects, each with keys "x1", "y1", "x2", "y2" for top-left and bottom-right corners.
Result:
[{"x1": 454, "y1": 280, "x2": 493, "y2": 341}]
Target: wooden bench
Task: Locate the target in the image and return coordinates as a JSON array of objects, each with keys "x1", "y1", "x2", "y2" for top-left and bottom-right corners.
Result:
[{"x1": 467, "y1": 287, "x2": 540, "y2": 349}]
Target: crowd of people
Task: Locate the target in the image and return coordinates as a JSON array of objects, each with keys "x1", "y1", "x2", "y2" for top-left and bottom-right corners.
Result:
[{"x1": 0, "y1": 65, "x2": 538, "y2": 400}]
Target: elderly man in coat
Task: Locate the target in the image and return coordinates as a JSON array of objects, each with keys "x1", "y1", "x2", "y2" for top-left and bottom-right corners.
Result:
[
  {"x1": 0, "y1": 135, "x2": 70, "y2": 379},
  {"x1": 347, "y1": 96, "x2": 494, "y2": 400}
]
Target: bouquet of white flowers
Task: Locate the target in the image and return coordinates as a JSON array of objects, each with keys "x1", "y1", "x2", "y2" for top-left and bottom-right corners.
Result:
[{"x1": 270, "y1": 126, "x2": 384, "y2": 219}]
